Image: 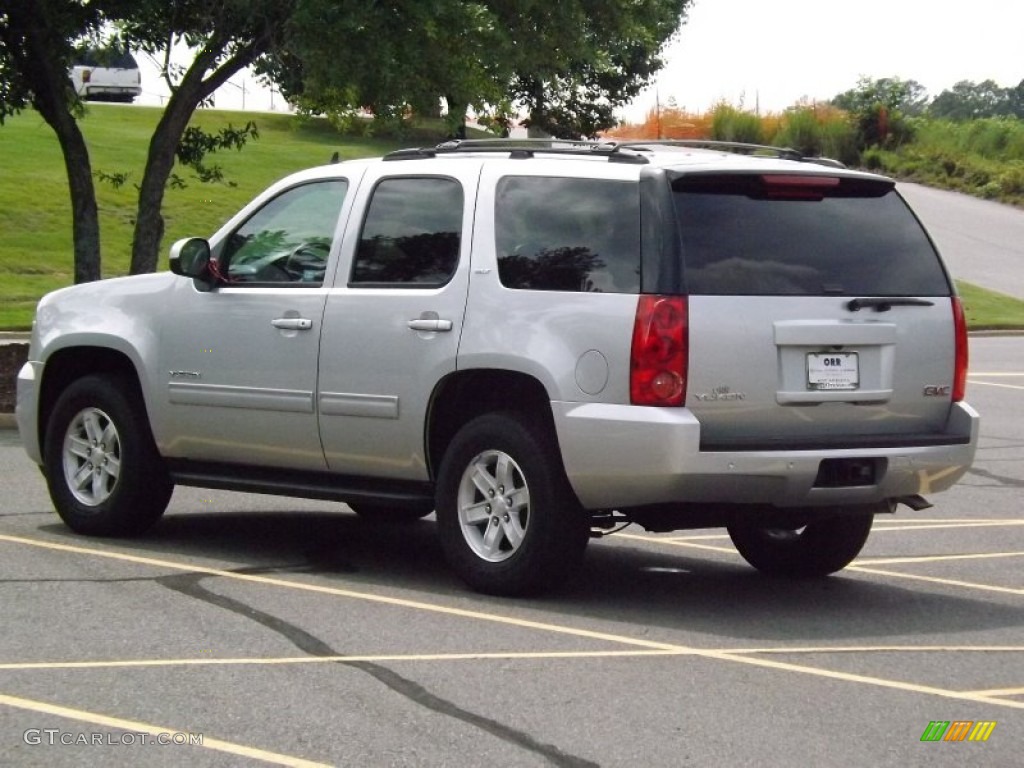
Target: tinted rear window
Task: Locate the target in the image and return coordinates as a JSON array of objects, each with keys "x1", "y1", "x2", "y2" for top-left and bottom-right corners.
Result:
[
  {"x1": 495, "y1": 177, "x2": 641, "y2": 293},
  {"x1": 672, "y1": 174, "x2": 951, "y2": 296}
]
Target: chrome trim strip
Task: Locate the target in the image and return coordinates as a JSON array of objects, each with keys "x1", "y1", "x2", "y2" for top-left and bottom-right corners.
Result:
[
  {"x1": 167, "y1": 382, "x2": 314, "y2": 413},
  {"x1": 318, "y1": 392, "x2": 400, "y2": 419}
]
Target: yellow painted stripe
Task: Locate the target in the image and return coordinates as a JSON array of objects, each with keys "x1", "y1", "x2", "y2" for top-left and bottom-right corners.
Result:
[
  {"x1": 856, "y1": 552, "x2": 1024, "y2": 565},
  {"x1": 872, "y1": 521, "x2": 1024, "y2": 532},
  {"x1": 2, "y1": 645, "x2": 1021, "y2": 673},
  {"x1": 965, "y1": 687, "x2": 1024, "y2": 697},
  {"x1": 0, "y1": 650, "x2": 684, "y2": 671},
  {"x1": 2, "y1": 533, "x2": 1023, "y2": 712},
  {"x1": 616, "y1": 532, "x2": 736, "y2": 553},
  {"x1": 847, "y1": 564, "x2": 1023, "y2": 595},
  {"x1": 969, "y1": 380, "x2": 1024, "y2": 391},
  {"x1": 0, "y1": 693, "x2": 332, "y2": 768},
  {"x1": 0, "y1": 533, "x2": 680, "y2": 652},
  {"x1": 968, "y1": 372, "x2": 1024, "y2": 377},
  {"x1": 872, "y1": 520, "x2": 1024, "y2": 528},
  {"x1": 723, "y1": 645, "x2": 1024, "y2": 655}
]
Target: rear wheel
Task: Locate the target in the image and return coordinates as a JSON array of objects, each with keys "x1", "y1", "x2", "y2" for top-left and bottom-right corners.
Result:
[
  {"x1": 435, "y1": 412, "x2": 589, "y2": 596},
  {"x1": 727, "y1": 507, "x2": 877, "y2": 578},
  {"x1": 43, "y1": 374, "x2": 172, "y2": 536}
]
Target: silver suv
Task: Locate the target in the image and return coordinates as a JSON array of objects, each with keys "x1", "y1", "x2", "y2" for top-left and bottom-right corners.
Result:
[{"x1": 16, "y1": 140, "x2": 979, "y2": 595}]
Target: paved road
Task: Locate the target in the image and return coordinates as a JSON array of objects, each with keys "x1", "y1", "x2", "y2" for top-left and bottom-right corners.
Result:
[
  {"x1": 0, "y1": 337, "x2": 1020, "y2": 767},
  {"x1": 899, "y1": 183, "x2": 1024, "y2": 299}
]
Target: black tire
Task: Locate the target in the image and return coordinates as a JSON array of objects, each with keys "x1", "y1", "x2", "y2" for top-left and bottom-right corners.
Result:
[
  {"x1": 43, "y1": 373, "x2": 172, "y2": 536},
  {"x1": 349, "y1": 502, "x2": 434, "y2": 523},
  {"x1": 727, "y1": 508, "x2": 876, "y2": 578},
  {"x1": 435, "y1": 412, "x2": 589, "y2": 596}
]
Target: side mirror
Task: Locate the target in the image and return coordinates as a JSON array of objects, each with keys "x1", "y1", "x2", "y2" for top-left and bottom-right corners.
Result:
[{"x1": 169, "y1": 237, "x2": 216, "y2": 291}]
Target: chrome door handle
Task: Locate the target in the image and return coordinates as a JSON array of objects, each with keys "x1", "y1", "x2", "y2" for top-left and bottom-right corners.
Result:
[
  {"x1": 272, "y1": 317, "x2": 313, "y2": 331},
  {"x1": 407, "y1": 315, "x2": 453, "y2": 332}
]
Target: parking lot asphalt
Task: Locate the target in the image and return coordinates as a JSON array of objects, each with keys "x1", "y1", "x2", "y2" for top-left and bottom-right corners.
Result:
[{"x1": 0, "y1": 335, "x2": 1020, "y2": 767}]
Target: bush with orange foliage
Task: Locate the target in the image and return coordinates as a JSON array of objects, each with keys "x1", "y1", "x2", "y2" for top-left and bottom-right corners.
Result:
[{"x1": 602, "y1": 106, "x2": 713, "y2": 140}]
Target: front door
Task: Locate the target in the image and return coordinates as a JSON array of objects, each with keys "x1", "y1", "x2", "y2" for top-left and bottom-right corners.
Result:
[{"x1": 158, "y1": 178, "x2": 351, "y2": 470}]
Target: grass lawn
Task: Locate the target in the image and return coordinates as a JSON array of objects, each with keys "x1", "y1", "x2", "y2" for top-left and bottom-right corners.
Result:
[{"x1": 2, "y1": 104, "x2": 1023, "y2": 331}]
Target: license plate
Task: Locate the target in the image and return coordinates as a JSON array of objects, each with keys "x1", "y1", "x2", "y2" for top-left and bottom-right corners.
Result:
[{"x1": 807, "y1": 352, "x2": 859, "y2": 390}]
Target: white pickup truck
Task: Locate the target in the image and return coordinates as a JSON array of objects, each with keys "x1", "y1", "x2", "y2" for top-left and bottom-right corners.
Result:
[{"x1": 70, "y1": 48, "x2": 142, "y2": 103}]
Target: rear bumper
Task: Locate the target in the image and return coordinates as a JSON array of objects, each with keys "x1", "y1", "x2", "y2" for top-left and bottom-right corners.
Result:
[{"x1": 552, "y1": 400, "x2": 979, "y2": 509}]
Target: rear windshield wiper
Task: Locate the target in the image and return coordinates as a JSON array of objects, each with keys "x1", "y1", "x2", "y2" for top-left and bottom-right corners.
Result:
[{"x1": 846, "y1": 297, "x2": 936, "y2": 312}]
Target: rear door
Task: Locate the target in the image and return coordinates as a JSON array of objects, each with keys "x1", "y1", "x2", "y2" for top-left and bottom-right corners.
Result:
[
  {"x1": 673, "y1": 171, "x2": 959, "y2": 450},
  {"x1": 316, "y1": 163, "x2": 478, "y2": 480}
]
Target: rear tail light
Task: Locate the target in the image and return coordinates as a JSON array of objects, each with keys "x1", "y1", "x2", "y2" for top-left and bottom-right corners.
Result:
[
  {"x1": 631, "y1": 295, "x2": 688, "y2": 406},
  {"x1": 760, "y1": 174, "x2": 840, "y2": 200},
  {"x1": 952, "y1": 296, "x2": 968, "y2": 402}
]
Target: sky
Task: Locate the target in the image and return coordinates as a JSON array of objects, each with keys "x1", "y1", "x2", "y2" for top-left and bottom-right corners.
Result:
[
  {"x1": 137, "y1": 0, "x2": 1024, "y2": 121},
  {"x1": 621, "y1": 0, "x2": 1024, "y2": 121}
]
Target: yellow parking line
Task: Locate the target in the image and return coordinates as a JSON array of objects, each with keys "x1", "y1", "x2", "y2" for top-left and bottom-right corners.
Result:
[
  {"x1": 0, "y1": 693, "x2": 331, "y2": 768},
  {"x1": 847, "y1": 564, "x2": 1023, "y2": 595},
  {"x1": 725, "y1": 645, "x2": 1024, "y2": 655},
  {"x1": 968, "y1": 372, "x2": 1024, "y2": 376},
  {"x1": 965, "y1": 687, "x2": 1024, "y2": 697},
  {"x1": 878, "y1": 518, "x2": 1021, "y2": 523},
  {"x1": 872, "y1": 520, "x2": 1024, "y2": 532},
  {"x1": 2, "y1": 533, "x2": 1023, "y2": 711},
  {"x1": 856, "y1": 552, "x2": 1024, "y2": 566},
  {"x1": 616, "y1": 532, "x2": 735, "y2": 552},
  {"x1": 0, "y1": 533, "x2": 681, "y2": 652},
  {"x1": 0, "y1": 650, "x2": 684, "y2": 671},
  {"x1": 1, "y1": 645, "x2": 1021, "y2": 673},
  {"x1": 969, "y1": 380, "x2": 1024, "y2": 391},
  {"x1": 873, "y1": 521, "x2": 1024, "y2": 532}
]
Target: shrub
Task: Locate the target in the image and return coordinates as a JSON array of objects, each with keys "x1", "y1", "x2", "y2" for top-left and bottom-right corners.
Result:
[{"x1": 709, "y1": 103, "x2": 763, "y2": 143}]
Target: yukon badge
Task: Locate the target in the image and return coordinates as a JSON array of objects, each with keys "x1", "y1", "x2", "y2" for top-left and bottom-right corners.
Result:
[{"x1": 694, "y1": 386, "x2": 746, "y2": 402}]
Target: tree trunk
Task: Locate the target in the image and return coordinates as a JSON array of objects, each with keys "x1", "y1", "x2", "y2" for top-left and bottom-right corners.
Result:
[
  {"x1": 130, "y1": 98, "x2": 195, "y2": 274},
  {"x1": 41, "y1": 107, "x2": 102, "y2": 283},
  {"x1": 22, "y1": 11, "x2": 101, "y2": 283},
  {"x1": 129, "y1": 47, "x2": 261, "y2": 274}
]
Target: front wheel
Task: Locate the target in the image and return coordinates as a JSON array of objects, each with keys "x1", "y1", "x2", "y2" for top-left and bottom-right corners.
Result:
[
  {"x1": 435, "y1": 413, "x2": 589, "y2": 596},
  {"x1": 727, "y1": 508, "x2": 877, "y2": 578},
  {"x1": 43, "y1": 374, "x2": 173, "y2": 536}
]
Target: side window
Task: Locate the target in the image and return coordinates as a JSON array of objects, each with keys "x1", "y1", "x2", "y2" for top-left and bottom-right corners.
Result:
[
  {"x1": 495, "y1": 177, "x2": 641, "y2": 293},
  {"x1": 220, "y1": 180, "x2": 347, "y2": 285},
  {"x1": 350, "y1": 177, "x2": 463, "y2": 286}
]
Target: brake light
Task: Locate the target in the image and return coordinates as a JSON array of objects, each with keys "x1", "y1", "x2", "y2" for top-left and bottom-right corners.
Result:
[
  {"x1": 761, "y1": 174, "x2": 839, "y2": 200},
  {"x1": 952, "y1": 296, "x2": 968, "y2": 402},
  {"x1": 631, "y1": 295, "x2": 688, "y2": 406}
]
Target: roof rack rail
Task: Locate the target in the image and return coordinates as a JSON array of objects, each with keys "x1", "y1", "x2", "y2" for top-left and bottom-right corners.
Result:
[
  {"x1": 382, "y1": 138, "x2": 846, "y2": 168},
  {"x1": 383, "y1": 138, "x2": 649, "y2": 164},
  {"x1": 610, "y1": 139, "x2": 804, "y2": 161},
  {"x1": 608, "y1": 139, "x2": 847, "y2": 168}
]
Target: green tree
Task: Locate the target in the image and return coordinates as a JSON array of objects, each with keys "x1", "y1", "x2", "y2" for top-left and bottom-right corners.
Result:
[
  {"x1": 831, "y1": 76, "x2": 925, "y2": 150},
  {"x1": 278, "y1": 0, "x2": 689, "y2": 139},
  {"x1": 117, "y1": 0, "x2": 296, "y2": 274},
  {"x1": 0, "y1": 0, "x2": 105, "y2": 282},
  {"x1": 929, "y1": 79, "x2": 1013, "y2": 120},
  {"x1": 832, "y1": 76, "x2": 928, "y2": 116},
  {"x1": 505, "y1": 0, "x2": 688, "y2": 139},
  {"x1": 1, "y1": 0, "x2": 295, "y2": 278}
]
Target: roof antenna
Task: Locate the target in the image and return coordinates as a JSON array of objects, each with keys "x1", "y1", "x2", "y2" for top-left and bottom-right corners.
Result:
[{"x1": 329, "y1": 151, "x2": 340, "y2": 164}]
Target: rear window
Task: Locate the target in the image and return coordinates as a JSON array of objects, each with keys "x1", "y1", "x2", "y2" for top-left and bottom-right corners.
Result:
[
  {"x1": 495, "y1": 177, "x2": 641, "y2": 293},
  {"x1": 672, "y1": 173, "x2": 951, "y2": 296}
]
